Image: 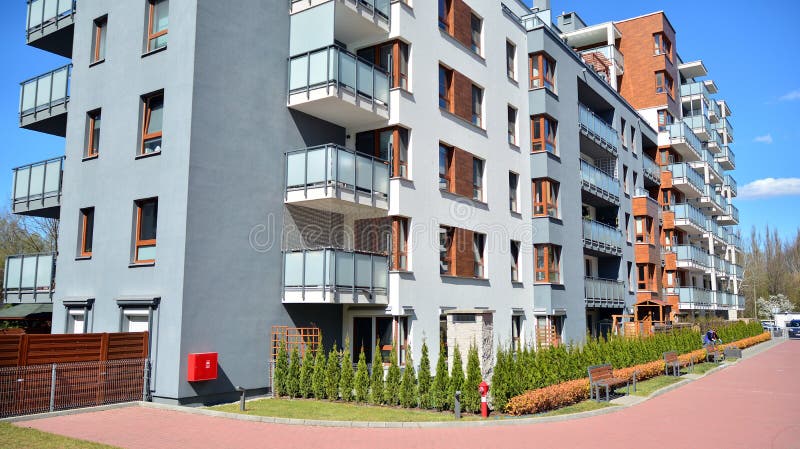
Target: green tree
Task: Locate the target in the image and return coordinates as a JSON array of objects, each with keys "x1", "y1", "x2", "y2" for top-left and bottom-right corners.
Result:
[
  {"x1": 370, "y1": 345, "x2": 384, "y2": 405},
  {"x1": 490, "y1": 346, "x2": 509, "y2": 411},
  {"x1": 325, "y1": 345, "x2": 341, "y2": 401},
  {"x1": 286, "y1": 347, "x2": 301, "y2": 398},
  {"x1": 384, "y1": 344, "x2": 401, "y2": 406},
  {"x1": 448, "y1": 344, "x2": 465, "y2": 410},
  {"x1": 417, "y1": 341, "x2": 432, "y2": 409},
  {"x1": 273, "y1": 340, "x2": 289, "y2": 397},
  {"x1": 298, "y1": 346, "x2": 315, "y2": 398},
  {"x1": 431, "y1": 345, "x2": 450, "y2": 410},
  {"x1": 463, "y1": 345, "x2": 482, "y2": 413},
  {"x1": 354, "y1": 349, "x2": 370, "y2": 403},
  {"x1": 312, "y1": 347, "x2": 327, "y2": 399},
  {"x1": 399, "y1": 347, "x2": 417, "y2": 408},
  {"x1": 339, "y1": 339, "x2": 354, "y2": 402}
]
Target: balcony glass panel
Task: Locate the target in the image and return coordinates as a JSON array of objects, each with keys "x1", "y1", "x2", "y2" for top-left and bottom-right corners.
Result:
[
  {"x1": 580, "y1": 160, "x2": 620, "y2": 199},
  {"x1": 3, "y1": 253, "x2": 55, "y2": 293},
  {"x1": 284, "y1": 249, "x2": 388, "y2": 292},
  {"x1": 724, "y1": 204, "x2": 739, "y2": 221},
  {"x1": 666, "y1": 122, "x2": 702, "y2": 157},
  {"x1": 675, "y1": 245, "x2": 709, "y2": 266},
  {"x1": 667, "y1": 163, "x2": 704, "y2": 192},
  {"x1": 335, "y1": 251, "x2": 354, "y2": 286},
  {"x1": 643, "y1": 155, "x2": 660, "y2": 181},
  {"x1": 583, "y1": 219, "x2": 624, "y2": 250},
  {"x1": 19, "y1": 64, "x2": 71, "y2": 117},
  {"x1": 27, "y1": 0, "x2": 74, "y2": 32},
  {"x1": 677, "y1": 287, "x2": 711, "y2": 305},
  {"x1": 578, "y1": 103, "x2": 619, "y2": 152},
  {"x1": 724, "y1": 174, "x2": 737, "y2": 195},
  {"x1": 673, "y1": 203, "x2": 705, "y2": 228},
  {"x1": 584, "y1": 277, "x2": 625, "y2": 301},
  {"x1": 286, "y1": 144, "x2": 389, "y2": 197}
]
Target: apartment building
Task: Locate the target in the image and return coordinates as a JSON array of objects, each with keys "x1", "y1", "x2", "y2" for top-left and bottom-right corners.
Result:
[{"x1": 4, "y1": 0, "x2": 743, "y2": 404}]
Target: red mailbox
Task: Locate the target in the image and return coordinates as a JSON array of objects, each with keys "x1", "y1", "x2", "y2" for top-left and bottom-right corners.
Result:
[{"x1": 188, "y1": 352, "x2": 218, "y2": 381}]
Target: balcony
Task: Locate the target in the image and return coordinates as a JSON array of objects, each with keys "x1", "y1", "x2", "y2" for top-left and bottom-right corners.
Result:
[
  {"x1": 578, "y1": 103, "x2": 619, "y2": 158},
  {"x1": 728, "y1": 263, "x2": 743, "y2": 278},
  {"x1": 19, "y1": 64, "x2": 70, "y2": 136},
  {"x1": 282, "y1": 248, "x2": 388, "y2": 304},
  {"x1": 11, "y1": 157, "x2": 63, "y2": 218},
  {"x1": 725, "y1": 229, "x2": 742, "y2": 248},
  {"x1": 676, "y1": 287, "x2": 712, "y2": 309},
  {"x1": 714, "y1": 291, "x2": 733, "y2": 308},
  {"x1": 698, "y1": 185, "x2": 725, "y2": 216},
  {"x1": 290, "y1": 0, "x2": 390, "y2": 42},
  {"x1": 680, "y1": 81, "x2": 717, "y2": 121},
  {"x1": 3, "y1": 253, "x2": 56, "y2": 303},
  {"x1": 664, "y1": 122, "x2": 701, "y2": 162},
  {"x1": 288, "y1": 45, "x2": 390, "y2": 128},
  {"x1": 705, "y1": 130, "x2": 722, "y2": 154},
  {"x1": 683, "y1": 115, "x2": 712, "y2": 141},
  {"x1": 716, "y1": 145, "x2": 735, "y2": 170},
  {"x1": 713, "y1": 117, "x2": 734, "y2": 143},
  {"x1": 582, "y1": 219, "x2": 624, "y2": 257},
  {"x1": 724, "y1": 174, "x2": 737, "y2": 197},
  {"x1": 711, "y1": 255, "x2": 729, "y2": 277},
  {"x1": 580, "y1": 160, "x2": 620, "y2": 206},
  {"x1": 705, "y1": 219, "x2": 726, "y2": 246},
  {"x1": 285, "y1": 144, "x2": 389, "y2": 216},
  {"x1": 675, "y1": 245, "x2": 709, "y2": 271},
  {"x1": 642, "y1": 155, "x2": 661, "y2": 186},
  {"x1": 578, "y1": 45, "x2": 624, "y2": 74},
  {"x1": 666, "y1": 163, "x2": 704, "y2": 198},
  {"x1": 718, "y1": 203, "x2": 739, "y2": 225},
  {"x1": 672, "y1": 203, "x2": 705, "y2": 233},
  {"x1": 584, "y1": 277, "x2": 626, "y2": 308},
  {"x1": 690, "y1": 149, "x2": 722, "y2": 186},
  {"x1": 26, "y1": 0, "x2": 75, "y2": 57}
]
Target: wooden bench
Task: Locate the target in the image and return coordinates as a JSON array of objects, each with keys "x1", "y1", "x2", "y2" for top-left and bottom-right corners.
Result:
[
  {"x1": 663, "y1": 351, "x2": 681, "y2": 376},
  {"x1": 587, "y1": 364, "x2": 631, "y2": 402},
  {"x1": 705, "y1": 345, "x2": 722, "y2": 363}
]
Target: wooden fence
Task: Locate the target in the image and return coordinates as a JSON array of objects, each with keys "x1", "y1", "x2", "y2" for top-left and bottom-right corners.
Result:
[{"x1": 0, "y1": 332, "x2": 148, "y2": 367}]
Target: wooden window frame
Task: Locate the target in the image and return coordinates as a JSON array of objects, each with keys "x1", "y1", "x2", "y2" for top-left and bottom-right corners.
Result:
[
  {"x1": 439, "y1": 226, "x2": 454, "y2": 275},
  {"x1": 92, "y1": 17, "x2": 107, "y2": 64},
  {"x1": 529, "y1": 52, "x2": 555, "y2": 91},
  {"x1": 533, "y1": 178, "x2": 559, "y2": 218},
  {"x1": 473, "y1": 232, "x2": 485, "y2": 278},
  {"x1": 392, "y1": 217, "x2": 409, "y2": 271},
  {"x1": 534, "y1": 244, "x2": 561, "y2": 284},
  {"x1": 86, "y1": 109, "x2": 101, "y2": 158},
  {"x1": 470, "y1": 13, "x2": 482, "y2": 54},
  {"x1": 134, "y1": 198, "x2": 157, "y2": 264},
  {"x1": 79, "y1": 207, "x2": 94, "y2": 258},
  {"x1": 439, "y1": 143, "x2": 453, "y2": 192},
  {"x1": 141, "y1": 92, "x2": 163, "y2": 155},
  {"x1": 531, "y1": 114, "x2": 557, "y2": 154},
  {"x1": 438, "y1": 65, "x2": 453, "y2": 111},
  {"x1": 361, "y1": 41, "x2": 409, "y2": 91},
  {"x1": 472, "y1": 157, "x2": 484, "y2": 202},
  {"x1": 355, "y1": 126, "x2": 407, "y2": 178},
  {"x1": 147, "y1": 0, "x2": 168, "y2": 52},
  {"x1": 438, "y1": 0, "x2": 452, "y2": 32}
]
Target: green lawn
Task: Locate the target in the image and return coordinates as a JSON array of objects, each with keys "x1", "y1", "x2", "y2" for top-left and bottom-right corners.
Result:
[
  {"x1": 539, "y1": 400, "x2": 615, "y2": 417},
  {"x1": 632, "y1": 375, "x2": 683, "y2": 396},
  {"x1": 0, "y1": 423, "x2": 120, "y2": 449},
  {"x1": 210, "y1": 398, "x2": 477, "y2": 422},
  {"x1": 689, "y1": 362, "x2": 721, "y2": 375}
]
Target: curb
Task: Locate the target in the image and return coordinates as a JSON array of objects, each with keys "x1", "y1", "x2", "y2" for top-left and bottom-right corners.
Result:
[{"x1": 1, "y1": 401, "x2": 138, "y2": 424}]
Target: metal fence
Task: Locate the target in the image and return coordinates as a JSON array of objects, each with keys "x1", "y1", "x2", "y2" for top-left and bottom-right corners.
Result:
[{"x1": 0, "y1": 358, "x2": 148, "y2": 418}]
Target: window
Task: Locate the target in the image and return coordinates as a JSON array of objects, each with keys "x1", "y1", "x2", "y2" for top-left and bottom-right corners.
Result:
[
  {"x1": 86, "y1": 109, "x2": 101, "y2": 158},
  {"x1": 510, "y1": 240, "x2": 520, "y2": 282},
  {"x1": 637, "y1": 264, "x2": 653, "y2": 290},
  {"x1": 67, "y1": 309, "x2": 86, "y2": 334},
  {"x1": 355, "y1": 127, "x2": 408, "y2": 178},
  {"x1": 392, "y1": 217, "x2": 409, "y2": 271},
  {"x1": 439, "y1": 226, "x2": 454, "y2": 275},
  {"x1": 655, "y1": 71, "x2": 673, "y2": 97},
  {"x1": 134, "y1": 198, "x2": 157, "y2": 264},
  {"x1": 358, "y1": 41, "x2": 409, "y2": 90},
  {"x1": 633, "y1": 172, "x2": 639, "y2": 191},
  {"x1": 529, "y1": 52, "x2": 555, "y2": 91},
  {"x1": 472, "y1": 158, "x2": 484, "y2": 201},
  {"x1": 535, "y1": 244, "x2": 561, "y2": 284},
  {"x1": 471, "y1": 84, "x2": 483, "y2": 127},
  {"x1": 79, "y1": 207, "x2": 94, "y2": 258},
  {"x1": 506, "y1": 41, "x2": 516, "y2": 79},
  {"x1": 123, "y1": 309, "x2": 150, "y2": 332},
  {"x1": 439, "y1": 65, "x2": 453, "y2": 110},
  {"x1": 439, "y1": 143, "x2": 453, "y2": 191},
  {"x1": 352, "y1": 316, "x2": 408, "y2": 365},
  {"x1": 395, "y1": 128, "x2": 409, "y2": 178},
  {"x1": 509, "y1": 172, "x2": 519, "y2": 212},
  {"x1": 473, "y1": 233, "x2": 485, "y2": 278},
  {"x1": 470, "y1": 14, "x2": 482, "y2": 54},
  {"x1": 91, "y1": 17, "x2": 107, "y2": 63},
  {"x1": 141, "y1": 92, "x2": 163, "y2": 155},
  {"x1": 621, "y1": 118, "x2": 627, "y2": 149},
  {"x1": 508, "y1": 106, "x2": 518, "y2": 145},
  {"x1": 438, "y1": 0, "x2": 452, "y2": 31},
  {"x1": 147, "y1": 0, "x2": 169, "y2": 52},
  {"x1": 630, "y1": 125, "x2": 637, "y2": 154},
  {"x1": 531, "y1": 115, "x2": 557, "y2": 154},
  {"x1": 511, "y1": 315, "x2": 522, "y2": 351},
  {"x1": 533, "y1": 178, "x2": 559, "y2": 218},
  {"x1": 627, "y1": 262, "x2": 634, "y2": 292},
  {"x1": 635, "y1": 216, "x2": 652, "y2": 244},
  {"x1": 653, "y1": 33, "x2": 671, "y2": 58},
  {"x1": 396, "y1": 41, "x2": 409, "y2": 90},
  {"x1": 657, "y1": 109, "x2": 673, "y2": 132},
  {"x1": 625, "y1": 212, "x2": 631, "y2": 243},
  {"x1": 623, "y1": 165, "x2": 629, "y2": 194}
]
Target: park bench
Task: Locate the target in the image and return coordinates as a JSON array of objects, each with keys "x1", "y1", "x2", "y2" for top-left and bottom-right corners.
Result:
[
  {"x1": 663, "y1": 351, "x2": 681, "y2": 376},
  {"x1": 587, "y1": 364, "x2": 632, "y2": 402},
  {"x1": 705, "y1": 345, "x2": 723, "y2": 363},
  {"x1": 723, "y1": 346, "x2": 742, "y2": 359}
]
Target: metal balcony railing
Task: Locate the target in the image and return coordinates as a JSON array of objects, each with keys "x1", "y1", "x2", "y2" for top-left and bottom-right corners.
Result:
[
  {"x1": 288, "y1": 45, "x2": 390, "y2": 106},
  {"x1": 3, "y1": 252, "x2": 56, "y2": 302},
  {"x1": 580, "y1": 160, "x2": 620, "y2": 204},
  {"x1": 26, "y1": 0, "x2": 75, "y2": 38},
  {"x1": 584, "y1": 277, "x2": 626, "y2": 307},
  {"x1": 285, "y1": 144, "x2": 389, "y2": 200},
  {"x1": 666, "y1": 163, "x2": 705, "y2": 193},
  {"x1": 283, "y1": 248, "x2": 388, "y2": 298},
  {"x1": 675, "y1": 245, "x2": 709, "y2": 267},
  {"x1": 12, "y1": 157, "x2": 64, "y2": 214},
  {"x1": 19, "y1": 64, "x2": 71, "y2": 122},
  {"x1": 582, "y1": 219, "x2": 624, "y2": 255},
  {"x1": 578, "y1": 103, "x2": 619, "y2": 155},
  {"x1": 673, "y1": 203, "x2": 706, "y2": 229},
  {"x1": 642, "y1": 155, "x2": 661, "y2": 184}
]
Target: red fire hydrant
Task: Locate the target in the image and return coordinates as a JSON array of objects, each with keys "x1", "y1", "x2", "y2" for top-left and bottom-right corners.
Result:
[{"x1": 478, "y1": 381, "x2": 490, "y2": 418}]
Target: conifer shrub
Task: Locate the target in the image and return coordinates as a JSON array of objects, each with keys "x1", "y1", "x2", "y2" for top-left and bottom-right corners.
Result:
[
  {"x1": 339, "y1": 340, "x2": 355, "y2": 402},
  {"x1": 448, "y1": 344, "x2": 464, "y2": 409},
  {"x1": 354, "y1": 349, "x2": 370, "y2": 403},
  {"x1": 417, "y1": 342, "x2": 432, "y2": 409},
  {"x1": 384, "y1": 345, "x2": 401, "y2": 406},
  {"x1": 299, "y1": 347, "x2": 315, "y2": 398},
  {"x1": 399, "y1": 347, "x2": 417, "y2": 408},
  {"x1": 325, "y1": 346, "x2": 341, "y2": 401},
  {"x1": 463, "y1": 344, "x2": 482, "y2": 413},
  {"x1": 286, "y1": 347, "x2": 301, "y2": 398},
  {"x1": 312, "y1": 348, "x2": 327, "y2": 399},
  {"x1": 370, "y1": 345, "x2": 384, "y2": 405},
  {"x1": 273, "y1": 340, "x2": 289, "y2": 397},
  {"x1": 431, "y1": 345, "x2": 450, "y2": 410}
]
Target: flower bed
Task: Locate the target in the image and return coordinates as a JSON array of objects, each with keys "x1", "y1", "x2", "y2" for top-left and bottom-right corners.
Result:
[{"x1": 505, "y1": 332, "x2": 771, "y2": 416}]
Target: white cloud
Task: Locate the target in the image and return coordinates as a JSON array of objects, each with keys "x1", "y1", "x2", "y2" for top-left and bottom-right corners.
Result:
[
  {"x1": 753, "y1": 134, "x2": 773, "y2": 144},
  {"x1": 739, "y1": 178, "x2": 800, "y2": 199},
  {"x1": 779, "y1": 89, "x2": 800, "y2": 101}
]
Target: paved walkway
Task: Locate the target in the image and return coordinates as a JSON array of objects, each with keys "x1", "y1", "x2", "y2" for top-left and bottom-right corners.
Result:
[{"x1": 15, "y1": 340, "x2": 800, "y2": 449}]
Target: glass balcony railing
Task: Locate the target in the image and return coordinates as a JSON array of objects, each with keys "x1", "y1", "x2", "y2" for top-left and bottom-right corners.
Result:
[
  {"x1": 19, "y1": 64, "x2": 71, "y2": 121},
  {"x1": 683, "y1": 115, "x2": 711, "y2": 136},
  {"x1": 680, "y1": 81, "x2": 711, "y2": 98},
  {"x1": 725, "y1": 228, "x2": 741, "y2": 247},
  {"x1": 705, "y1": 219, "x2": 723, "y2": 239},
  {"x1": 12, "y1": 156, "x2": 63, "y2": 215},
  {"x1": 26, "y1": 0, "x2": 75, "y2": 36},
  {"x1": 582, "y1": 219, "x2": 624, "y2": 254},
  {"x1": 666, "y1": 122, "x2": 702, "y2": 159},
  {"x1": 723, "y1": 203, "x2": 739, "y2": 222},
  {"x1": 3, "y1": 252, "x2": 56, "y2": 301},
  {"x1": 285, "y1": 144, "x2": 389, "y2": 200},
  {"x1": 724, "y1": 174, "x2": 737, "y2": 196},
  {"x1": 578, "y1": 103, "x2": 619, "y2": 154},
  {"x1": 729, "y1": 264, "x2": 743, "y2": 278},
  {"x1": 667, "y1": 163, "x2": 704, "y2": 192},
  {"x1": 705, "y1": 130, "x2": 722, "y2": 151},
  {"x1": 673, "y1": 203, "x2": 705, "y2": 229},
  {"x1": 577, "y1": 45, "x2": 624, "y2": 72},
  {"x1": 702, "y1": 185, "x2": 725, "y2": 210},
  {"x1": 283, "y1": 248, "x2": 388, "y2": 297},
  {"x1": 714, "y1": 291, "x2": 733, "y2": 307},
  {"x1": 288, "y1": 45, "x2": 390, "y2": 106},
  {"x1": 580, "y1": 160, "x2": 620, "y2": 203},
  {"x1": 716, "y1": 145, "x2": 735, "y2": 168},
  {"x1": 642, "y1": 155, "x2": 661, "y2": 183},
  {"x1": 714, "y1": 117, "x2": 734, "y2": 134},
  {"x1": 675, "y1": 245, "x2": 709, "y2": 267},
  {"x1": 584, "y1": 277, "x2": 625, "y2": 306},
  {"x1": 712, "y1": 255, "x2": 729, "y2": 274},
  {"x1": 677, "y1": 287, "x2": 711, "y2": 306}
]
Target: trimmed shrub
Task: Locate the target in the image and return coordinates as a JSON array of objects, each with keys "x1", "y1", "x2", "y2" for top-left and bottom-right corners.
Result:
[
  {"x1": 354, "y1": 349, "x2": 370, "y2": 403},
  {"x1": 399, "y1": 347, "x2": 417, "y2": 408},
  {"x1": 299, "y1": 347, "x2": 315, "y2": 398},
  {"x1": 273, "y1": 340, "x2": 288, "y2": 397},
  {"x1": 431, "y1": 345, "x2": 450, "y2": 410},
  {"x1": 384, "y1": 345, "x2": 401, "y2": 406},
  {"x1": 463, "y1": 344, "x2": 482, "y2": 413},
  {"x1": 370, "y1": 345, "x2": 384, "y2": 405},
  {"x1": 448, "y1": 344, "x2": 465, "y2": 409},
  {"x1": 286, "y1": 347, "x2": 301, "y2": 398},
  {"x1": 417, "y1": 342, "x2": 432, "y2": 409},
  {"x1": 325, "y1": 346, "x2": 341, "y2": 401},
  {"x1": 312, "y1": 348, "x2": 327, "y2": 399},
  {"x1": 339, "y1": 340, "x2": 355, "y2": 402}
]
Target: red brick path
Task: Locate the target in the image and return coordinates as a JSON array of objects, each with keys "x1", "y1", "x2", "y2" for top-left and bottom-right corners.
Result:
[{"x1": 14, "y1": 341, "x2": 800, "y2": 449}]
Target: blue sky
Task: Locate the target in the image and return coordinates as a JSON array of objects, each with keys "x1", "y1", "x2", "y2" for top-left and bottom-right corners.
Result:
[{"x1": 0, "y1": 1, "x2": 798, "y2": 239}]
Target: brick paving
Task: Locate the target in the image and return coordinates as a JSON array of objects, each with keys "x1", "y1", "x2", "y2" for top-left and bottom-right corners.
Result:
[{"x1": 15, "y1": 340, "x2": 800, "y2": 449}]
